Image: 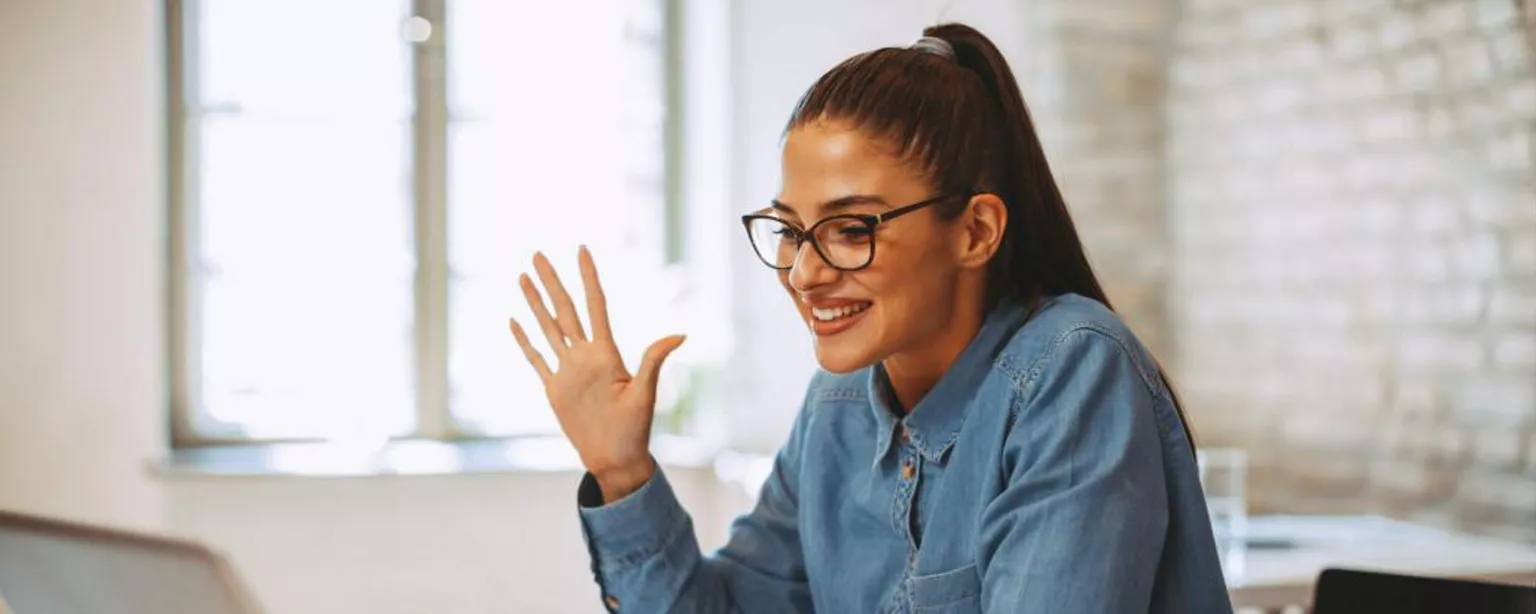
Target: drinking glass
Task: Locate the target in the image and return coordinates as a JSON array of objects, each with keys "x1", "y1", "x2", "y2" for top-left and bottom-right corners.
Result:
[{"x1": 1198, "y1": 447, "x2": 1249, "y2": 578}]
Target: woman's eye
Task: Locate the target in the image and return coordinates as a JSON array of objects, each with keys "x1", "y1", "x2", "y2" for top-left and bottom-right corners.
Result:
[
  {"x1": 838, "y1": 226, "x2": 873, "y2": 239},
  {"x1": 772, "y1": 228, "x2": 798, "y2": 238}
]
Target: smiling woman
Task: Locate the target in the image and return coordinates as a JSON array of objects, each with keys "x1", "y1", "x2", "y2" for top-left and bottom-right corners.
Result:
[{"x1": 509, "y1": 22, "x2": 1233, "y2": 614}]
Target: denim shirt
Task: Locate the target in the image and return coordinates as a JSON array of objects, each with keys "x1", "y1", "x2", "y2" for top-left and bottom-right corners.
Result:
[{"x1": 577, "y1": 294, "x2": 1233, "y2": 613}]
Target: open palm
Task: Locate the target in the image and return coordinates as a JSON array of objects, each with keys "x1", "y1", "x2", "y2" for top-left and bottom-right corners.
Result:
[{"x1": 508, "y1": 247, "x2": 685, "y2": 500}]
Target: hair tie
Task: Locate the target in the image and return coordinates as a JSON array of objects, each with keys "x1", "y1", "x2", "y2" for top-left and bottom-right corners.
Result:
[{"x1": 909, "y1": 36, "x2": 955, "y2": 60}]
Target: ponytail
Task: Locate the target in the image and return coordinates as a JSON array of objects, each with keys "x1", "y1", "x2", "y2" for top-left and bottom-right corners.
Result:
[{"x1": 924, "y1": 24, "x2": 1108, "y2": 309}]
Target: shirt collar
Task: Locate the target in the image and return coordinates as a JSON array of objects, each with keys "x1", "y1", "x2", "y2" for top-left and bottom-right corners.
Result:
[{"x1": 867, "y1": 301, "x2": 1031, "y2": 468}]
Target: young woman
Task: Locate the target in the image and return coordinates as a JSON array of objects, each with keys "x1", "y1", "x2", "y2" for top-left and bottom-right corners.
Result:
[{"x1": 509, "y1": 23, "x2": 1232, "y2": 614}]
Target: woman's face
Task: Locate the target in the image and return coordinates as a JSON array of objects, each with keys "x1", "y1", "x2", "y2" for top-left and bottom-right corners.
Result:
[{"x1": 771, "y1": 122, "x2": 973, "y2": 374}]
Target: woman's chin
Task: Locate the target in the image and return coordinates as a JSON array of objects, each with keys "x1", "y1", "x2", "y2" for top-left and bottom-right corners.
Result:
[{"x1": 812, "y1": 342, "x2": 878, "y2": 374}]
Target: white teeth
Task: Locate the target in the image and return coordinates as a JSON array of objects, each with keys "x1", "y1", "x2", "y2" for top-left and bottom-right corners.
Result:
[{"x1": 810, "y1": 302, "x2": 870, "y2": 322}]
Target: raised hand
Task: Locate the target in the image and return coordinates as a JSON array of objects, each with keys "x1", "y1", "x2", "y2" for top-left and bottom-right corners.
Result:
[{"x1": 508, "y1": 246, "x2": 686, "y2": 502}]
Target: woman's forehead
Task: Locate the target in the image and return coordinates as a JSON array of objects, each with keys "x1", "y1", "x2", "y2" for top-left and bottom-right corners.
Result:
[
  {"x1": 783, "y1": 123, "x2": 900, "y2": 171},
  {"x1": 779, "y1": 125, "x2": 926, "y2": 211}
]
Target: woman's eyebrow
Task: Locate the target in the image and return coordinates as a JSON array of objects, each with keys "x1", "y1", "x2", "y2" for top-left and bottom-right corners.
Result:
[{"x1": 770, "y1": 194, "x2": 890, "y2": 215}]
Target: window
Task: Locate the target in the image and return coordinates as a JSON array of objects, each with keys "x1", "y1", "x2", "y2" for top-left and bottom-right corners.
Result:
[{"x1": 168, "y1": 0, "x2": 682, "y2": 444}]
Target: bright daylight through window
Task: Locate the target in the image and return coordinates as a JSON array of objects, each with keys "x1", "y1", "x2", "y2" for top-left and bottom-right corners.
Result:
[{"x1": 170, "y1": 0, "x2": 680, "y2": 444}]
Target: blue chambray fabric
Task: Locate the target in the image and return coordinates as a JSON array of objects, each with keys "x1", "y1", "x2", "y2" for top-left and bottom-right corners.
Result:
[{"x1": 577, "y1": 294, "x2": 1233, "y2": 613}]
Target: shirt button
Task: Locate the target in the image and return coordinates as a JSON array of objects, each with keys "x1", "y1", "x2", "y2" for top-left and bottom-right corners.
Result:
[
  {"x1": 605, "y1": 595, "x2": 620, "y2": 610},
  {"x1": 899, "y1": 426, "x2": 911, "y2": 443},
  {"x1": 901, "y1": 459, "x2": 916, "y2": 480}
]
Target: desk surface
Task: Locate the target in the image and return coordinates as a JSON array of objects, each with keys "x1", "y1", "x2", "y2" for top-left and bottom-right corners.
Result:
[{"x1": 1227, "y1": 515, "x2": 1536, "y2": 610}]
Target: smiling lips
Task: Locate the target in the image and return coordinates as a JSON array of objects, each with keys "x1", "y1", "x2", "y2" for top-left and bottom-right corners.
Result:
[{"x1": 805, "y1": 299, "x2": 873, "y2": 336}]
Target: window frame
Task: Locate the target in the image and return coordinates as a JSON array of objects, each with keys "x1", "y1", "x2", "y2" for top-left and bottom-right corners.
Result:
[{"x1": 165, "y1": 0, "x2": 685, "y2": 447}]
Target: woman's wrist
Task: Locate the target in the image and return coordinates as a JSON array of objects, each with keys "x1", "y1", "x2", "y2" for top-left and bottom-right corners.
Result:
[{"x1": 593, "y1": 458, "x2": 657, "y2": 503}]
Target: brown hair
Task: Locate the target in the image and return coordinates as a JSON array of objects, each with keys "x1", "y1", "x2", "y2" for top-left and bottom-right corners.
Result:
[{"x1": 786, "y1": 23, "x2": 1197, "y2": 453}]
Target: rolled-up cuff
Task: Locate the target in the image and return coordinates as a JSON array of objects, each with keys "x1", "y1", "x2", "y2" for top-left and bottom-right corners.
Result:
[{"x1": 577, "y1": 466, "x2": 690, "y2": 573}]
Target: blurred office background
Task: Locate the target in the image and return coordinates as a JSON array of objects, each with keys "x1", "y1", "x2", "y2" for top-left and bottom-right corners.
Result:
[{"x1": 1, "y1": 0, "x2": 1533, "y2": 612}]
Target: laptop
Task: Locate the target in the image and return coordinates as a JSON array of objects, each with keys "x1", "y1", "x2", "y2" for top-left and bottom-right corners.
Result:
[
  {"x1": 1313, "y1": 567, "x2": 1536, "y2": 614},
  {"x1": 0, "y1": 508, "x2": 263, "y2": 614}
]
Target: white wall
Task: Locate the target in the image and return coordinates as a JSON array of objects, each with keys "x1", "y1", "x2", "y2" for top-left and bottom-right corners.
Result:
[
  {"x1": 0, "y1": 0, "x2": 1029, "y2": 611},
  {"x1": 0, "y1": 0, "x2": 166, "y2": 531},
  {"x1": 1167, "y1": 0, "x2": 1536, "y2": 541},
  {"x1": 163, "y1": 468, "x2": 747, "y2": 614}
]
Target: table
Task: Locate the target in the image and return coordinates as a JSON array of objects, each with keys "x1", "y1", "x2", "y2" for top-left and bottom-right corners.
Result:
[{"x1": 1226, "y1": 515, "x2": 1536, "y2": 612}]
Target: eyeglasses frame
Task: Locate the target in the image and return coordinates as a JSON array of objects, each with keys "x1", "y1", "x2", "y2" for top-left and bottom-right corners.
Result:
[{"x1": 739, "y1": 192, "x2": 974, "y2": 272}]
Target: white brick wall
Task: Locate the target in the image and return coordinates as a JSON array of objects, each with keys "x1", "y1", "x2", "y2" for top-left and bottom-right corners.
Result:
[
  {"x1": 1167, "y1": 0, "x2": 1536, "y2": 542},
  {"x1": 1026, "y1": 0, "x2": 1176, "y2": 358}
]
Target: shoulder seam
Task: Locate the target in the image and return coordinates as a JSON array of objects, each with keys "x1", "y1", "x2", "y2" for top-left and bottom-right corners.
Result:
[
  {"x1": 816, "y1": 386, "x2": 867, "y2": 401},
  {"x1": 802, "y1": 369, "x2": 867, "y2": 411},
  {"x1": 994, "y1": 321, "x2": 1162, "y2": 410}
]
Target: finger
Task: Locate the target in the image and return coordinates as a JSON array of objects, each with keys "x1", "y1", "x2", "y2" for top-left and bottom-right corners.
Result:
[
  {"x1": 578, "y1": 245, "x2": 614, "y2": 343},
  {"x1": 634, "y1": 334, "x2": 687, "y2": 392},
  {"x1": 520, "y1": 272, "x2": 568, "y2": 354},
  {"x1": 533, "y1": 251, "x2": 588, "y2": 343},
  {"x1": 508, "y1": 317, "x2": 553, "y2": 382}
]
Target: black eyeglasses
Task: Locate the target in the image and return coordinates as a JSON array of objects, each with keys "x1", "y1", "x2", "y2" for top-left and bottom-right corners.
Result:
[{"x1": 740, "y1": 192, "x2": 969, "y2": 272}]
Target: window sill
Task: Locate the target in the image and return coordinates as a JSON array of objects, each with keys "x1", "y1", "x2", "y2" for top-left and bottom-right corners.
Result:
[{"x1": 149, "y1": 435, "x2": 736, "y2": 480}]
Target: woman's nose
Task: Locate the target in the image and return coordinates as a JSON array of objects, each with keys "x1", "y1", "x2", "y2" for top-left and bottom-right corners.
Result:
[{"x1": 787, "y1": 241, "x2": 838, "y2": 291}]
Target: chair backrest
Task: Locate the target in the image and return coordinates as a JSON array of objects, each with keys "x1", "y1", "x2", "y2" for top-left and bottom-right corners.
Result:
[{"x1": 1313, "y1": 568, "x2": 1536, "y2": 614}]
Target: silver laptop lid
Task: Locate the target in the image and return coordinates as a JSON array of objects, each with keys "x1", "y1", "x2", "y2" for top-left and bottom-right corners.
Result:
[{"x1": 0, "y1": 509, "x2": 261, "y2": 614}]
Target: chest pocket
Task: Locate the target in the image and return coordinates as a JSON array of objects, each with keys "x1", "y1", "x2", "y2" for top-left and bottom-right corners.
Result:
[{"x1": 909, "y1": 563, "x2": 982, "y2": 613}]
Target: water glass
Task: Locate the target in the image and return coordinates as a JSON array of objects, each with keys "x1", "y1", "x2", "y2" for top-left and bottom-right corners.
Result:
[{"x1": 1197, "y1": 448, "x2": 1248, "y2": 577}]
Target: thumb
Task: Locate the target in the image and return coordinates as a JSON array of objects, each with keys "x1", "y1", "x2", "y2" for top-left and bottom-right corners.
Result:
[{"x1": 635, "y1": 334, "x2": 687, "y2": 392}]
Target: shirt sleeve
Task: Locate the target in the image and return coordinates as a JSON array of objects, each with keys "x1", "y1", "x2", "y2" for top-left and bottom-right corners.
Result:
[
  {"x1": 576, "y1": 398, "x2": 816, "y2": 613},
  {"x1": 977, "y1": 328, "x2": 1171, "y2": 613}
]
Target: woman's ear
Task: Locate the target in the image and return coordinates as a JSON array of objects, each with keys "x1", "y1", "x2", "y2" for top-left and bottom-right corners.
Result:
[{"x1": 956, "y1": 193, "x2": 1007, "y2": 269}]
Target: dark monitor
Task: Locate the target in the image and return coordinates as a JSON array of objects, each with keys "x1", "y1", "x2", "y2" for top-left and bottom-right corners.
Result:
[{"x1": 1313, "y1": 567, "x2": 1536, "y2": 614}]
